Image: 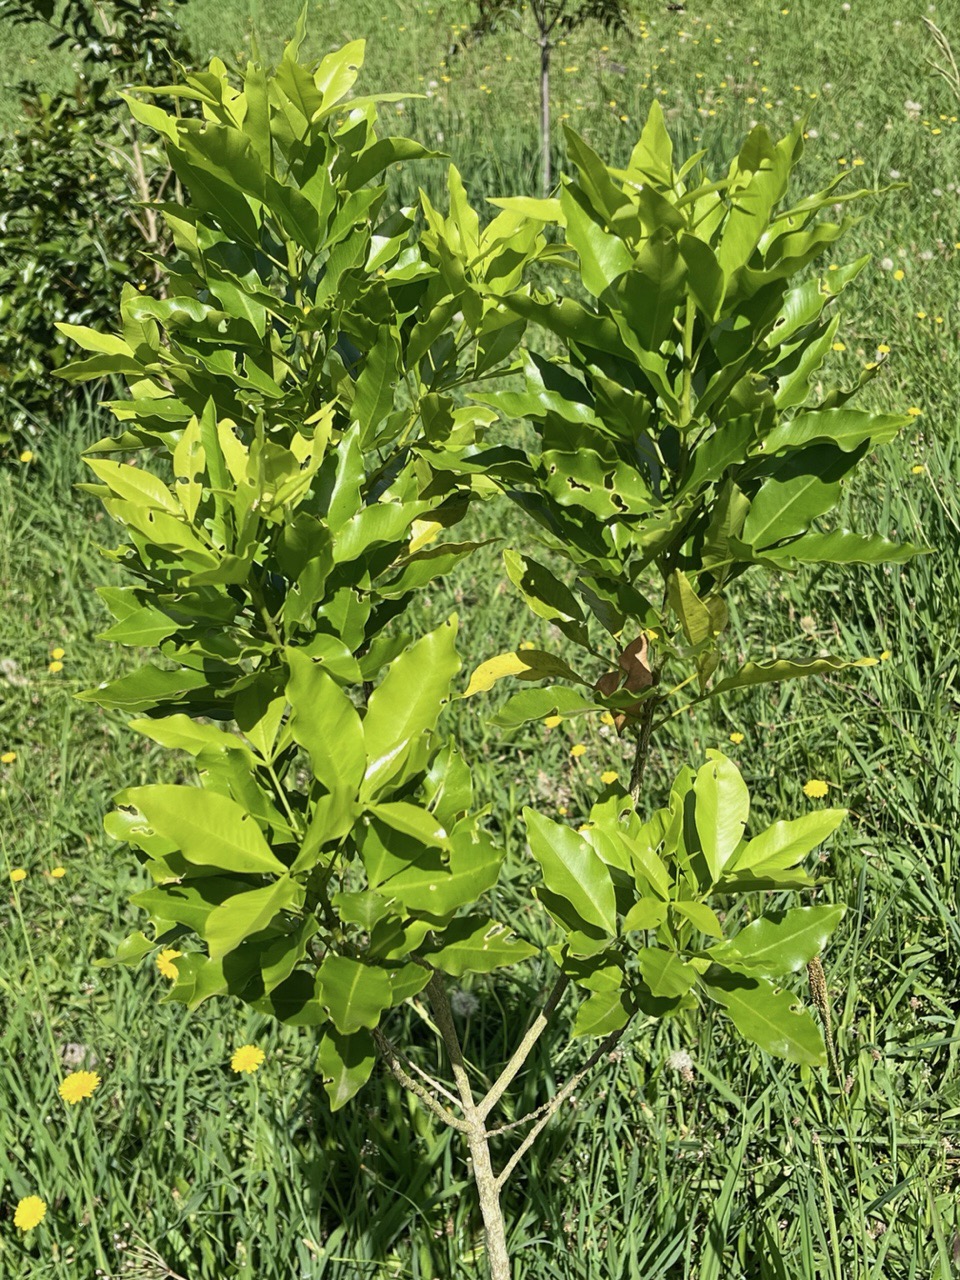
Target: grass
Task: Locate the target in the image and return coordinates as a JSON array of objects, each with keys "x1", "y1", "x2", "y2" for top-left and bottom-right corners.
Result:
[{"x1": 3, "y1": 0, "x2": 960, "y2": 1276}]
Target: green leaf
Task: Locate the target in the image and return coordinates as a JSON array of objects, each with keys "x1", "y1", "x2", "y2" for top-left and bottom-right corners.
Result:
[
  {"x1": 524, "y1": 809, "x2": 617, "y2": 935},
  {"x1": 286, "y1": 648, "x2": 365, "y2": 795},
  {"x1": 424, "y1": 915, "x2": 537, "y2": 976},
  {"x1": 78, "y1": 665, "x2": 209, "y2": 711},
  {"x1": 742, "y1": 446, "x2": 855, "y2": 550},
  {"x1": 353, "y1": 328, "x2": 401, "y2": 445},
  {"x1": 367, "y1": 802, "x2": 451, "y2": 848},
  {"x1": 503, "y1": 550, "x2": 585, "y2": 625},
  {"x1": 317, "y1": 1026, "x2": 376, "y2": 1111},
  {"x1": 702, "y1": 970, "x2": 826, "y2": 1066},
  {"x1": 672, "y1": 900, "x2": 724, "y2": 938},
  {"x1": 762, "y1": 408, "x2": 910, "y2": 456},
  {"x1": 667, "y1": 571, "x2": 713, "y2": 648},
  {"x1": 120, "y1": 786, "x2": 286, "y2": 875},
  {"x1": 129, "y1": 715, "x2": 253, "y2": 759},
  {"x1": 362, "y1": 618, "x2": 460, "y2": 795},
  {"x1": 491, "y1": 687, "x2": 601, "y2": 729},
  {"x1": 464, "y1": 648, "x2": 585, "y2": 697},
  {"x1": 733, "y1": 809, "x2": 847, "y2": 872},
  {"x1": 560, "y1": 183, "x2": 633, "y2": 297},
  {"x1": 755, "y1": 529, "x2": 930, "y2": 567},
  {"x1": 637, "y1": 948, "x2": 698, "y2": 998},
  {"x1": 572, "y1": 987, "x2": 631, "y2": 1039},
  {"x1": 693, "y1": 750, "x2": 749, "y2": 883},
  {"x1": 709, "y1": 905, "x2": 845, "y2": 977},
  {"x1": 709, "y1": 656, "x2": 875, "y2": 697},
  {"x1": 202, "y1": 876, "x2": 302, "y2": 961},
  {"x1": 317, "y1": 955, "x2": 393, "y2": 1034}
]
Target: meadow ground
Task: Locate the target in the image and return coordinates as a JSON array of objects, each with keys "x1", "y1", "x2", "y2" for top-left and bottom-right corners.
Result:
[{"x1": 2, "y1": 1, "x2": 960, "y2": 1276}]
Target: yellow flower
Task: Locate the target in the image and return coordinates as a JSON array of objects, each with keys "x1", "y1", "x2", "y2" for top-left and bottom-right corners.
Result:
[
  {"x1": 880, "y1": 650, "x2": 892, "y2": 661},
  {"x1": 10, "y1": 868, "x2": 26, "y2": 884},
  {"x1": 892, "y1": 269, "x2": 904, "y2": 281},
  {"x1": 802, "y1": 779, "x2": 829, "y2": 799},
  {"x1": 831, "y1": 342, "x2": 846, "y2": 352},
  {"x1": 58, "y1": 1070, "x2": 101, "y2": 1105},
  {"x1": 544, "y1": 715, "x2": 562, "y2": 729},
  {"x1": 50, "y1": 647, "x2": 65, "y2": 661},
  {"x1": 916, "y1": 311, "x2": 927, "y2": 320},
  {"x1": 558, "y1": 805, "x2": 568, "y2": 816},
  {"x1": 729, "y1": 731, "x2": 745, "y2": 745},
  {"x1": 50, "y1": 866, "x2": 66, "y2": 879},
  {"x1": 876, "y1": 343, "x2": 890, "y2": 354},
  {"x1": 231, "y1": 1045, "x2": 265, "y2": 1074},
  {"x1": 1, "y1": 751, "x2": 16, "y2": 763},
  {"x1": 911, "y1": 464, "x2": 926, "y2": 474},
  {"x1": 157, "y1": 948, "x2": 182, "y2": 980},
  {"x1": 570, "y1": 743, "x2": 587, "y2": 759},
  {"x1": 19, "y1": 450, "x2": 34, "y2": 464},
  {"x1": 600, "y1": 770, "x2": 618, "y2": 785},
  {"x1": 14, "y1": 1196, "x2": 46, "y2": 1231},
  {"x1": 48, "y1": 660, "x2": 64, "y2": 674},
  {"x1": 518, "y1": 641, "x2": 534, "y2": 651},
  {"x1": 907, "y1": 407, "x2": 922, "y2": 417},
  {"x1": 599, "y1": 711, "x2": 615, "y2": 727},
  {"x1": 852, "y1": 157, "x2": 864, "y2": 166}
]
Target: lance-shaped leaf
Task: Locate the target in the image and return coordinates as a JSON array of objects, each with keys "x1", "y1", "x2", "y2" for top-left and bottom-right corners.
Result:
[
  {"x1": 693, "y1": 751, "x2": 749, "y2": 883},
  {"x1": 318, "y1": 955, "x2": 394, "y2": 1034},
  {"x1": 761, "y1": 408, "x2": 910, "y2": 456},
  {"x1": 707, "y1": 905, "x2": 845, "y2": 977},
  {"x1": 491, "y1": 687, "x2": 601, "y2": 729},
  {"x1": 317, "y1": 1026, "x2": 376, "y2": 1111},
  {"x1": 524, "y1": 809, "x2": 617, "y2": 935},
  {"x1": 121, "y1": 785, "x2": 286, "y2": 874},
  {"x1": 702, "y1": 969, "x2": 826, "y2": 1066},
  {"x1": 286, "y1": 648, "x2": 365, "y2": 795},
  {"x1": 423, "y1": 915, "x2": 538, "y2": 977},
  {"x1": 363, "y1": 617, "x2": 460, "y2": 795},
  {"x1": 202, "y1": 876, "x2": 303, "y2": 961},
  {"x1": 708, "y1": 655, "x2": 876, "y2": 697},
  {"x1": 753, "y1": 529, "x2": 930, "y2": 568},
  {"x1": 733, "y1": 809, "x2": 847, "y2": 872},
  {"x1": 464, "y1": 649, "x2": 586, "y2": 697}
]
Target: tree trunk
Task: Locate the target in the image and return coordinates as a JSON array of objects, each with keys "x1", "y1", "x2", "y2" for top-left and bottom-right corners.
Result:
[
  {"x1": 539, "y1": 38, "x2": 551, "y2": 198},
  {"x1": 469, "y1": 1128, "x2": 511, "y2": 1280}
]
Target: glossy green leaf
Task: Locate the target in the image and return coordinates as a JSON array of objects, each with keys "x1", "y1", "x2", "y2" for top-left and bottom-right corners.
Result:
[
  {"x1": 363, "y1": 618, "x2": 460, "y2": 795},
  {"x1": 709, "y1": 655, "x2": 874, "y2": 697},
  {"x1": 709, "y1": 905, "x2": 845, "y2": 977},
  {"x1": 733, "y1": 809, "x2": 847, "y2": 872},
  {"x1": 202, "y1": 876, "x2": 302, "y2": 961},
  {"x1": 703, "y1": 970, "x2": 826, "y2": 1066},
  {"x1": 317, "y1": 954, "x2": 394, "y2": 1034},
  {"x1": 693, "y1": 751, "x2": 750, "y2": 883},
  {"x1": 755, "y1": 529, "x2": 929, "y2": 567},
  {"x1": 424, "y1": 915, "x2": 537, "y2": 976},
  {"x1": 317, "y1": 1026, "x2": 376, "y2": 1111},
  {"x1": 120, "y1": 785, "x2": 286, "y2": 874},
  {"x1": 491, "y1": 687, "x2": 601, "y2": 729},
  {"x1": 637, "y1": 948, "x2": 698, "y2": 998},
  {"x1": 524, "y1": 809, "x2": 617, "y2": 935},
  {"x1": 286, "y1": 648, "x2": 365, "y2": 795}
]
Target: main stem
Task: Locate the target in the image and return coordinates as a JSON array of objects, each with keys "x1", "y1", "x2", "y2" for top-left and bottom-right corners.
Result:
[{"x1": 427, "y1": 974, "x2": 512, "y2": 1278}]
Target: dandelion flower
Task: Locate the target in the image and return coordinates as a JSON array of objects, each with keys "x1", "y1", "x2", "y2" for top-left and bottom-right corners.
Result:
[
  {"x1": 877, "y1": 343, "x2": 891, "y2": 354},
  {"x1": 50, "y1": 647, "x2": 65, "y2": 661},
  {"x1": 518, "y1": 641, "x2": 534, "y2": 651},
  {"x1": 803, "y1": 779, "x2": 829, "y2": 799},
  {"x1": 157, "y1": 948, "x2": 182, "y2": 980},
  {"x1": 600, "y1": 770, "x2": 618, "y2": 785},
  {"x1": 48, "y1": 661, "x2": 64, "y2": 674},
  {"x1": 231, "y1": 1045, "x2": 265, "y2": 1074},
  {"x1": 907, "y1": 407, "x2": 922, "y2": 417},
  {"x1": 729, "y1": 731, "x2": 745, "y2": 745},
  {"x1": 570, "y1": 743, "x2": 587, "y2": 759},
  {"x1": 893, "y1": 269, "x2": 905, "y2": 280},
  {"x1": 911, "y1": 464, "x2": 926, "y2": 474},
  {"x1": 50, "y1": 866, "x2": 66, "y2": 879},
  {"x1": 599, "y1": 711, "x2": 615, "y2": 727},
  {"x1": 14, "y1": 1196, "x2": 46, "y2": 1231},
  {"x1": 19, "y1": 450, "x2": 34, "y2": 464},
  {"x1": 880, "y1": 650, "x2": 892, "y2": 661},
  {"x1": 58, "y1": 1070, "x2": 100, "y2": 1105},
  {"x1": 1, "y1": 751, "x2": 15, "y2": 764},
  {"x1": 544, "y1": 715, "x2": 562, "y2": 729},
  {"x1": 10, "y1": 868, "x2": 26, "y2": 884},
  {"x1": 831, "y1": 342, "x2": 846, "y2": 352}
]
